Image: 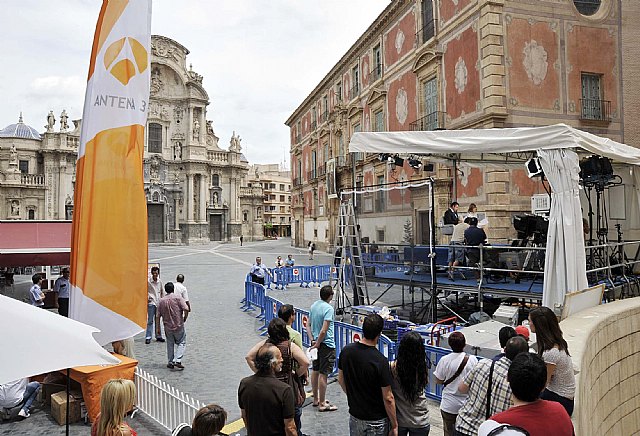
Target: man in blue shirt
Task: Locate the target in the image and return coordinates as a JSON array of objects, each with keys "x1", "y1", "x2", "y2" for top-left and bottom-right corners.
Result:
[
  {"x1": 306, "y1": 285, "x2": 337, "y2": 412},
  {"x1": 249, "y1": 257, "x2": 271, "y2": 285},
  {"x1": 53, "y1": 267, "x2": 71, "y2": 317},
  {"x1": 29, "y1": 274, "x2": 45, "y2": 307},
  {"x1": 285, "y1": 254, "x2": 295, "y2": 267}
]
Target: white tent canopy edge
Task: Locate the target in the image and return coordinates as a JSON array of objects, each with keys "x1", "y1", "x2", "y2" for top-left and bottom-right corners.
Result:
[{"x1": 348, "y1": 124, "x2": 640, "y2": 312}]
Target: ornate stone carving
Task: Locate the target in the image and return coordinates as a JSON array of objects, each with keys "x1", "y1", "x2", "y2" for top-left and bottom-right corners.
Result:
[
  {"x1": 45, "y1": 111, "x2": 55, "y2": 132},
  {"x1": 229, "y1": 131, "x2": 242, "y2": 152},
  {"x1": 9, "y1": 145, "x2": 17, "y2": 164},
  {"x1": 10, "y1": 200, "x2": 19, "y2": 216},
  {"x1": 150, "y1": 68, "x2": 163, "y2": 96},
  {"x1": 395, "y1": 88, "x2": 408, "y2": 125},
  {"x1": 523, "y1": 40, "x2": 548, "y2": 86},
  {"x1": 454, "y1": 57, "x2": 468, "y2": 94},
  {"x1": 192, "y1": 119, "x2": 200, "y2": 141},
  {"x1": 152, "y1": 38, "x2": 180, "y2": 63},
  {"x1": 174, "y1": 141, "x2": 182, "y2": 160},
  {"x1": 174, "y1": 106, "x2": 184, "y2": 122},
  {"x1": 395, "y1": 30, "x2": 405, "y2": 54},
  {"x1": 149, "y1": 155, "x2": 161, "y2": 182},
  {"x1": 60, "y1": 110, "x2": 69, "y2": 132}
]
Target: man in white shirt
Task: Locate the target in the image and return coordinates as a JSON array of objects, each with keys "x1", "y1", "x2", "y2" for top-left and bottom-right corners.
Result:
[
  {"x1": 147, "y1": 266, "x2": 165, "y2": 344},
  {"x1": 433, "y1": 332, "x2": 478, "y2": 436},
  {"x1": 0, "y1": 378, "x2": 40, "y2": 419},
  {"x1": 174, "y1": 274, "x2": 191, "y2": 311},
  {"x1": 29, "y1": 274, "x2": 45, "y2": 307}
]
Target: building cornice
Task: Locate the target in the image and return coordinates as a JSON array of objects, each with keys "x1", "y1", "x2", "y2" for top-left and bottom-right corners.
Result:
[{"x1": 285, "y1": 0, "x2": 411, "y2": 126}]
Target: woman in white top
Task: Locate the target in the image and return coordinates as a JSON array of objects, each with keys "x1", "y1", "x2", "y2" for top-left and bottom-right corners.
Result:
[
  {"x1": 390, "y1": 331, "x2": 431, "y2": 436},
  {"x1": 528, "y1": 306, "x2": 575, "y2": 416},
  {"x1": 433, "y1": 332, "x2": 478, "y2": 436}
]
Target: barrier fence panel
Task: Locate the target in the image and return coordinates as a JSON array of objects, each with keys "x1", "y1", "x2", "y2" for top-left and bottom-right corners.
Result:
[
  {"x1": 261, "y1": 295, "x2": 283, "y2": 334},
  {"x1": 424, "y1": 345, "x2": 452, "y2": 401},
  {"x1": 292, "y1": 308, "x2": 311, "y2": 347},
  {"x1": 134, "y1": 367, "x2": 204, "y2": 432},
  {"x1": 242, "y1": 281, "x2": 266, "y2": 320}
]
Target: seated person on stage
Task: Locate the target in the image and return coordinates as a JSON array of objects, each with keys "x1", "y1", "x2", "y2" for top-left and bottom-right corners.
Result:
[
  {"x1": 464, "y1": 217, "x2": 487, "y2": 278},
  {"x1": 443, "y1": 201, "x2": 459, "y2": 225},
  {"x1": 478, "y1": 353, "x2": 574, "y2": 436},
  {"x1": 448, "y1": 217, "x2": 469, "y2": 280}
]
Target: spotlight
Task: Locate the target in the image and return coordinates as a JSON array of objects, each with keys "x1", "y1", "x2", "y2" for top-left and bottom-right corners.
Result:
[
  {"x1": 408, "y1": 158, "x2": 423, "y2": 169},
  {"x1": 579, "y1": 155, "x2": 613, "y2": 184},
  {"x1": 392, "y1": 156, "x2": 404, "y2": 167},
  {"x1": 525, "y1": 157, "x2": 544, "y2": 178}
]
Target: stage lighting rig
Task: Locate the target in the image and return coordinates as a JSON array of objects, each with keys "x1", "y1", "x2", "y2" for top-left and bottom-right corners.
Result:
[
  {"x1": 513, "y1": 214, "x2": 548, "y2": 245},
  {"x1": 525, "y1": 157, "x2": 544, "y2": 179},
  {"x1": 378, "y1": 153, "x2": 392, "y2": 163},
  {"x1": 579, "y1": 155, "x2": 615, "y2": 187},
  {"x1": 408, "y1": 158, "x2": 423, "y2": 169}
]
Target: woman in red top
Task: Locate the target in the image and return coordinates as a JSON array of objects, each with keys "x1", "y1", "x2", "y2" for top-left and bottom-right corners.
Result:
[{"x1": 91, "y1": 379, "x2": 137, "y2": 436}]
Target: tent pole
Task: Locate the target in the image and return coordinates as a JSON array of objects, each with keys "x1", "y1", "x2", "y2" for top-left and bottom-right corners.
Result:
[
  {"x1": 66, "y1": 368, "x2": 70, "y2": 436},
  {"x1": 453, "y1": 159, "x2": 457, "y2": 200},
  {"x1": 430, "y1": 179, "x2": 438, "y2": 323}
]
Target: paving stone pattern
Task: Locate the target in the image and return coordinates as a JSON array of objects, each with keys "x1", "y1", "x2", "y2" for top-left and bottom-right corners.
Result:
[{"x1": 0, "y1": 239, "x2": 444, "y2": 435}]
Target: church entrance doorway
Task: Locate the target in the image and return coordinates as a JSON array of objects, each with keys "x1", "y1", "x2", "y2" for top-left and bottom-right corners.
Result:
[
  {"x1": 209, "y1": 214, "x2": 222, "y2": 241},
  {"x1": 148, "y1": 203, "x2": 164, "y2": 243}
]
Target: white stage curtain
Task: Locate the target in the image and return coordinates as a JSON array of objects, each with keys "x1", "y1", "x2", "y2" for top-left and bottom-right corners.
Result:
[{"x1": 537, "y1": 149, "x2": 588, "y2": 311}]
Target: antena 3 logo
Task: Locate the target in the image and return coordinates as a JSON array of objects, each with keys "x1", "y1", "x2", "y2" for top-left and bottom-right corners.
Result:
[{"x1": 103, "y1": 37, "x2": 148, "y2": 86}]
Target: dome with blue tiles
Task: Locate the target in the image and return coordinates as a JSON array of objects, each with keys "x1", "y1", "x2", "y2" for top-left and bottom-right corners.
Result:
[{"x1": 0, "y1": 114, "x2": 42, "y2": 141}]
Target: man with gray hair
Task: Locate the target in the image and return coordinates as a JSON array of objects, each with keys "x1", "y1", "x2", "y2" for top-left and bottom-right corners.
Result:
[{"x1": 238, "y1": 343, "x2": 296, "y2": 436}]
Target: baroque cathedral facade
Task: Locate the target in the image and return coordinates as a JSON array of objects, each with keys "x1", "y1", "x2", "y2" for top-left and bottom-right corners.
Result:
[{"x1": 0, "y1": 35, "x2": 264, "y2": 244}]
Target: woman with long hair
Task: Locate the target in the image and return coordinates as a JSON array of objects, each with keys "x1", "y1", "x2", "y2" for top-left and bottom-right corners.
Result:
[
  {"x1": 528, "y1": 306, "x2": 575, "y2": 416},
  {"x1": 467, "y1": 203, "x2": 478, "y2": 218},
  {"x1": 245, "y1": 317, "x2": 309, "y2": 432},
  {"x1": 390, "y1": 331, "x2": 431, "y2": 435},
  {"x1": 92, "y1": 379, "x2": 136, "y2": 436}
]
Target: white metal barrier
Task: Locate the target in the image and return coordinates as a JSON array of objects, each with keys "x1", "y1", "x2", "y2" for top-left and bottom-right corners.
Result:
[{"x1": 134, "y1": 366, "x2": 203, "y2": 431}]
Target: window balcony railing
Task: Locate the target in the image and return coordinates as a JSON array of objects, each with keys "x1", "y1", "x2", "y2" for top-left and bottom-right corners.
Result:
[
  {"x1": 317, "y1": 163, "x2": 327, "y2": 177},
  {"x1": 350, "y1": 84, "x2": 360, "y2": 100},
  {"x1": 307, "y1": 169, "x2": 317, "y2": 181},
  {"x1": 580, "y1": 99, "x2": 611, "y2": 122},
  {"x1": 295, "y1": 134, "x2": 301, "y2": 143},
  {"x1": 293, "y1": 177, "x2": 302, "y2": 187},
  {"x1": 337, "y1": 155, "x2": 352, "y2": 169},
  {"x1": 416, "y1": 21, "x2": 435, "y2": 45},
  {"x1": 370, "y1": 64, "x2": 382, "y2": 82},
  {"x1": 320, "y1": 111, "x2": 328, "y2": 123},
  {"x1": 409, "y1": 111, "x2": 445, "y2": 131},
  {"x1": 311, "y1": 120, "x2": 317, "y2": 130}
]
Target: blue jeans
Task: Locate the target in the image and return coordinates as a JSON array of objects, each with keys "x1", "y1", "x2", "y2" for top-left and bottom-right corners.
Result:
[
  {"x1": 166, "y1": 327, "x2": 186, "y2": 363},
  {"x1": 22, "y1": 382, "x2": 40, "y2": 412},
  {"x1": 294, "y1": 405, "x2": 303, "y2": 436},
  {"x1": 349, "y1": 415, "x2": 389, "y2": 436},
  {"x1": 146, "y1": 304, "x2": 162, "y2": 339},
  {"x1": 399, "y1": 424, "x2": 430, "y2": 436}
]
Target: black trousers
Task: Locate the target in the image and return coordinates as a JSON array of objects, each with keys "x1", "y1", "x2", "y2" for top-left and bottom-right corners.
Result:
[{"x1": 58, "y1": 297, "x2": 69, "y2": 317}]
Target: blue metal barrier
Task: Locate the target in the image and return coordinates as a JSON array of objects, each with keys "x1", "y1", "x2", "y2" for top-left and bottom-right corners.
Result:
[
  {"x1": 242, "y1": 281, "x2": 266, "y2": 320},
  {"x1": 261, "y1": 295, "x2": 282, "y2": 335},
  {"x1": 292, "y1": 308, "x2": 311, "y2": 347}
]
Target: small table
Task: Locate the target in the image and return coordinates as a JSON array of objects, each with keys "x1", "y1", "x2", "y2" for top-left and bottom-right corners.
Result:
[{"x1": 67, "y1": 353, "x2": 138, "y2": 422}]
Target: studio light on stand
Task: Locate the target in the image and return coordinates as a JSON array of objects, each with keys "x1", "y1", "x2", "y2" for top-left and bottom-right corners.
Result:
[
  {"x1": 392, "y1": 155, "x2": 404, "y2": 167},
  {"x1": 408, "y1": 158, "x2": 423, "y2": 170},
  {"x1": 525, "y1": 157, "x2": 544, "y2": 179}
]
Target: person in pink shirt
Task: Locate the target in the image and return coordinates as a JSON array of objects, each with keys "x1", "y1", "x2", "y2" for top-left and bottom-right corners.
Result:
[{"x1": 158, "y1": 282, "x2": 190, "y2": 371}]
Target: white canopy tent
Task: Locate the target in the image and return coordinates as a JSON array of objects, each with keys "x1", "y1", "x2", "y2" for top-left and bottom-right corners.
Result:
[
  {"x1": 0, "y1": 294, "x2": 120, "y2": 384},
  {"x1": 349, "y1": 124, "x2": 640, "y2": 310}
]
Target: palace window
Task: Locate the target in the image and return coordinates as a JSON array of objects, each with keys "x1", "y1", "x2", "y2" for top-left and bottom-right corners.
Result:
[
  {"x1": 574, "y1": 0, "x2": 601, "y2": 16},
  {"x1": 148, "y1": 123, "x2": 162, "y2": 153},
  {"x1": 19, "y1": 160, "x2": 29, "y2": 174}
]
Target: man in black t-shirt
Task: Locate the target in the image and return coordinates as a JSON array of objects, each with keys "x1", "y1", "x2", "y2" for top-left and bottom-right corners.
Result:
[
  {"x1": 464, "y1": 217, "x2": 487, "y2": 276},
  {"x1": 338, "y1": 314, "x2": 398, "y2": 436},
  {"x1": 238, "y1": 343, "x2": 296, "y2": 436}
]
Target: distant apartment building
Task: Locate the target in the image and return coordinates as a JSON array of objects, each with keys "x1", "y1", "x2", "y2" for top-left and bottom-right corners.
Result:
[
  {"x1": 286, "y1": 0, "x2": 634, "y2": 251},
  {"x1": 248, "y1": 164, "x2": 292, "y2": 238}
]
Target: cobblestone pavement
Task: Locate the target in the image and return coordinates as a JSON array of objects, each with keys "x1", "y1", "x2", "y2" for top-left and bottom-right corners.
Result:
[{"x1": 0, "y1": 239, "x2": 444, "y2": 435}]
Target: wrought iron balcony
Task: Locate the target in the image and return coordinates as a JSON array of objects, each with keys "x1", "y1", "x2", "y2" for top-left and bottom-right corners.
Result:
[
  {"x1": 370, "y1": 64, "x2": 382, "y2": 82},
  {"x1": 336, "y1": 155, "x2": 352, "y2": 169},
  {"x1": 416, "y1": 21, "x2": 435, "y2": 45},
  {"x1": 307, "y1": 169, "x2": 317, "y2": 181},
  {"x1": 409, "y1": 112, "x2": 445, "y2": 131},
  {"x1": 580, "y1": 99, "x2": 611, "y2": 122},
  {"x1": 311, "y1": 120, "x2": 317, "y2": 130},
  {"x1": 293, "y1": 177, "x2": 302, "y2": 187},
  {"x1": 319, "y1": 111, "x2": 328, "y2": 123},
  {"x1": 317, "y1": 163, "x2": 327, "y2": 177},
  {"x1": 350, "y1": 84, "x2": 360, "y2": 100}
]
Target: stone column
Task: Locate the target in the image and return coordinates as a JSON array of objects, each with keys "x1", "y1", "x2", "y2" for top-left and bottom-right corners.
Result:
[
  {"x1": 188, "y1": 107, "x2": 194, "y2": 145},
  {"x1": 230, "y1": 173, "x2": 238, "y2": 222},
  {"x1": 199, "y1": 174, "x2": 207, "y2": 222},
  {"x1": 200, "y1": 108, "x2": 206, "y2": 144},
  {"x1": 174, "y1": 197, "x2": 180, "y2": 230},
  {"x1": 186, "y1": 174, "x2": 194, "y2": 222}
]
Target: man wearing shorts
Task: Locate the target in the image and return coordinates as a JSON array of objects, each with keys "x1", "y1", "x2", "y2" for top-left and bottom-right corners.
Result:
[{"x1": 306, "y1": 285, "x2": 337, "y2": 412}]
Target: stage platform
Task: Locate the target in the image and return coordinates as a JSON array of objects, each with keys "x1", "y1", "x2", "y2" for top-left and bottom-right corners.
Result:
[{"x1": 370, "y1": 269, "x2": 544, "y2": 300}]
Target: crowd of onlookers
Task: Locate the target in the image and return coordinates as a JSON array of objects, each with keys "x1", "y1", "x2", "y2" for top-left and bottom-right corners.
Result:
[
  {"x1": 234, "y1": 285, "x2": 576, "y2": 436},
  {"x1": 4, "y1": 254, "x2": 576, "y2": 435}
]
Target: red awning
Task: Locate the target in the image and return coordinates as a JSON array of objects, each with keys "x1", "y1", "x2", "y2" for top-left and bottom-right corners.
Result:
[{"x1": 0, "y1": 221, "x2": 72, "y2": 267}]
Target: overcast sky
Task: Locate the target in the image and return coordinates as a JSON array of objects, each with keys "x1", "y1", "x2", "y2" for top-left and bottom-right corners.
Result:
[{"x1": 1, "y1": 0, "x2": 390, "y2": 166}]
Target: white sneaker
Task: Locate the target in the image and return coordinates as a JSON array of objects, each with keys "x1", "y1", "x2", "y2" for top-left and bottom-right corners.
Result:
[{"x1": 18, "y1": 409, "x2": 29, "y2": 418}]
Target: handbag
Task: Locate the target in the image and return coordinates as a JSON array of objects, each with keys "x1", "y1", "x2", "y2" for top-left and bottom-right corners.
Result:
[{"x1": 287, "y1": 342, "x2": 306, "y2": 407}]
